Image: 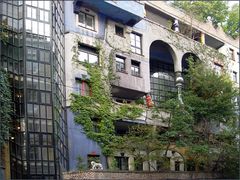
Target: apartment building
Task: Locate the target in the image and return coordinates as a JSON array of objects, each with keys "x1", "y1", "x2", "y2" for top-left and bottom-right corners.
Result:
[
  {"x1": 0, "y1": 0, "x2": 68, "y2": 179},
  {"x1": 0, "y1": 0, "x2": 238, "y2": 179},
  {"x1": 64, "y1": 0, "x2": 239, "y2": 172}
]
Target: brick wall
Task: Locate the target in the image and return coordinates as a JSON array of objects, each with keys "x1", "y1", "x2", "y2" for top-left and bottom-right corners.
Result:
[{"x1": 63, "y1": 171, "x2": 221, "y2": 180}]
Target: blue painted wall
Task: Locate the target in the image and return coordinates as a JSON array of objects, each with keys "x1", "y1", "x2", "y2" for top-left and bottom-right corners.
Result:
[
  {"x1": 67, "y1": 108, "x2": 107, "y2": 170},
  {"x1": 64, "y1": 1, "x2": 106, "y2": 39}
]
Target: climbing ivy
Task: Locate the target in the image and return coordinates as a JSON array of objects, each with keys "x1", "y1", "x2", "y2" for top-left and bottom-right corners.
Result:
[
  {"x1": 70, "y1": 39, "x2": 143, "y2": 155},
  {"x1": 0, "y1": 69, "x2": 12, "y2": 147}
]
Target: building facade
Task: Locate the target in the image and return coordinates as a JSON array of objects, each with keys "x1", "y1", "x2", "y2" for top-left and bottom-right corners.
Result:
[
  {"x1": 0, "y1": 0, "x2": 239, "y2": 179},
  {"x1": 0, "y1": 0, "x2": 68, "y2": 179},
  {"x1": 65, "y1": 0, "x2": 239, "y2": 172}
]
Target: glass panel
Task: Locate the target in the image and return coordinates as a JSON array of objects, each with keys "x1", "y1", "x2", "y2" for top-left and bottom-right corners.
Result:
[
  {"x1": 78, "y1": 12, "x2": 85, "y2": 24},
  {"x1": 41, "y1": 120, "x2": 47, "y2": 132},
  {"x1": 48, "y1": 148, "x2": 54, "y2": 160},
  {"x1": 33, "y1": 104, "x2": 39, "y2": 117},
  {"x1": 40, "y1": 10, "x2": 44, "y2": 21},
  {"x1": 45, "y1": 24, "x2": 50, "y2": 36},
  {"x1": 32, "y1": 21, "x2": 38, "y2": 34},
  {"x1": 47, "y1": 120, "x2": 52, "y2": 133},
  {"x1": 44, "y1": 11, "x2": 49, "y2": 22},
  {"x1": 89, "y1": 54, "x2": 98, "y2": 64},
  {"x1": 45, "y1": 65, "x2": 51, "y2": 77},
  {"x1": 79, "y1": 51, "x2": 87, "y2": 62},
  {"x1": 32, "y1": 1, "x2": 38, "y2": 7},
  {"x1": 38, "y1": 1, "x2": 44, "y2": 9},
  {"x1": 35, "y1": 119, "x2": 40, "y2": 132},
  {"x1": 36, "y1": 161, "x2": 42, "y2": 174},
  {"x1": 32, "y1": 62, "x2": 38, "y2": 75},
  {"x1": 27, "y1": 7, "x2": 32, "y2": 18},
  {"x1": 28, "y1": 118, "x2": 34, "y2": 131},
  {"x1": 44, "y1": 1, "x2": 50, "y2": 10},
  {"x1": 26, "y1": 61, "x2": 32, "y2": 74},
  {"x1": 27, "y1": 103, "x2": 33, "y2": 116},
  {"x1": 40, "y1": 105, "x2": 46, "y2": 118},
  {"x1": 26, "y1": 19, "x2": 31, "y2": 32},
  {"x1": 43, "y1": 162, "x2": 48, "y2": 174},
  {"x1": 32, "y1": 8, "x2": 37, "y2": 19},
  {"x1": 39, "y1": 77, "x2": 45, "y2": 90},
  {"x1": 40, "y1": 92, "x2": 46, "y2": 103},
  {"x1": 86, "y1": 15, "x2": 94, "y2": 29},
  {"x1": 39, "y1": 22, "x2": 44, "y2": 35},
  {"x1": 39, "y1": 63, "x2": 45, "y2": 76},
  {"x1": 42, "y1": 147, "x2": 48, "y2": 160},
  {"x1": 32, "y1": 49, "x2": 37, "y2": 60}
]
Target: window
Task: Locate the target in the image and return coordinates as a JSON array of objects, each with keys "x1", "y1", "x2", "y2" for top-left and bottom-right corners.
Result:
[
  {"x1": 116, "y1": 56, "x2": 125, "y2": 72},
  {"x1": 78, "y1": 45, "x2": 98, "y2": 64},
  {"x1": 115, "y1": 25, "x2": 124, "y2": 37},
  {"x1": 131, "y1": 60, "x2": 140, "y2": 76},
  {"x1": 115, "y1": 156, "x2": 129, "y2": 170},
  {"x1": 233, "y1": 71, "x2": 237, "y2": 83},
  {"x1": 214, "y1": 63, "x2": 222, "y2": 75},
  {"x1": 78, "y1": 11, "x2": 95, "y2": 30},
  {"x1": 229, "y1": 48, "x2": 234, "y2": 60},
  {"x1": 75, "y1": 79, "x2": 90, "y2": 96},
  {"x1": 130, "y1": 32, "x2": 142, "y2": 54}
]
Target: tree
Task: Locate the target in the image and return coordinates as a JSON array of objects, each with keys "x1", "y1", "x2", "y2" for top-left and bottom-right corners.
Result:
[
  {"x1": 112, "y1": 58, "x2": 239, "y2": 177},
  {"x1": 173, "y1": 1, "x2": 228, "y2": 27},
  {"x1": 172, "y1": 1, "x2": 239, "y2": 39},
  {"x1": 223, "y1": 4, "x2": 239, "y2": 39},
  {"x1": 113, "y1": 125, "x2": 165, "y2": 171},
  {"x1": 174, "y1": 58, "x2": 238, "y2": 176}
]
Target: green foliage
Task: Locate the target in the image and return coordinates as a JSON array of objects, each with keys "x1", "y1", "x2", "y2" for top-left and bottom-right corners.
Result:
[
  {"x1": 184, "y1": 59, "x2": 237, "y2": 123},
  {"x1": 0, "y1": 69, "x2": 12, "y2": 146},
  {"x1": 114, "y1": 125, "x2": 165, "y2": 171},
  {"x1": 173, "y1": 0, "x2": 228, "y2": 26},
  {"x1": 166, "y1": 58, "x2": 238, "y2": 176},
  {"x1": 223, "y1": 4, "x2": 239, "y2": 39},
  {"x1": 117, "y1": 104, "x2": 144, "y2": 120},
  {"x1": 76, "y1": 156, "x2": 87, "y2": 170},
  {"x1": 172, "y1": 1, "x2": 239, "y2": 39},
  {"x1": 70, "y1": 42, "x2": 143, "y2": 156},
  {"x1": 0, "y1": 22, "x2": 8, "y2": 44}
]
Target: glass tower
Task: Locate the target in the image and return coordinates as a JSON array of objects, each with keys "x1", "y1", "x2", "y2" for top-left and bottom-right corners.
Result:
[{"x1": 0, "y1": 0, "x2": 68, "y2": 179}]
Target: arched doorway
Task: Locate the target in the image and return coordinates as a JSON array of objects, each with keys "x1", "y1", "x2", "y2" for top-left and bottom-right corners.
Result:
[{"x1": 149, "y1": 40, "x2": 176, "y2": 104}]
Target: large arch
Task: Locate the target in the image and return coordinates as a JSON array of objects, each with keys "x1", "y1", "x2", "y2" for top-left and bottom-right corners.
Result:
[{"x1": 149, "y1": 40, "x2": 177, "y2": 104}]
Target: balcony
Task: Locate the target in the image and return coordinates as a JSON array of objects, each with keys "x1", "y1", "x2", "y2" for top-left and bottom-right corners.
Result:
[{"x1": 73, "y1": 0, "x2": 144, "y2": 26}]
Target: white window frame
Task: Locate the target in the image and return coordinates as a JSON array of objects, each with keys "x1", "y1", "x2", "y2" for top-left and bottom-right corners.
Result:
[
  {"x1": 116, "y1": 56, "x2": 126, "y2": 72},
  {"x1": 76, "y1": 8, "x2": 98, "y2": 31},
  {"x1": 130, "y1": 32, "x2": 142, "y2": 55},
  {"x1": 78, "y1": 45, "x2": 98, "y2": 64},
  {"x1": 131, "y1": 60, "x2": 140, "y2": 77}
]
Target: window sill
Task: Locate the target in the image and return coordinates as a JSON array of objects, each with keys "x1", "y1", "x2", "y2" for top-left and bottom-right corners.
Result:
[
  {"x1": 116, "y1": 70, "x2": 128, "y2": 74},
  {"x1": 131, "y1": 74, "x2": 142, "y2": 78},
  {"x1": 131, "y1": 51, "x2": 144, "y2": 57},
  {"x1": 77, "y1": 25, "x2": 97, "y2": 33}
]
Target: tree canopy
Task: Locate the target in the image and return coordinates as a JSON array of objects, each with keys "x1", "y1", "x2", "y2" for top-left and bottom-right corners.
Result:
[
  {"x1": 113, "y1": 58, "x2": 239, "y2": 177},
  {"x1": 223, "y1": 4, "x2": 239, "y2": 39},
  {"x1": 172, "y1": 1, "x2": 239, "y2": 39}
]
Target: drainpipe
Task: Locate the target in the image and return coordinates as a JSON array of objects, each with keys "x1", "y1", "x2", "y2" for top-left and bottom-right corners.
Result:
[{"x1": 175, "y1": 72, "x2": 184, "y2": 105}]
